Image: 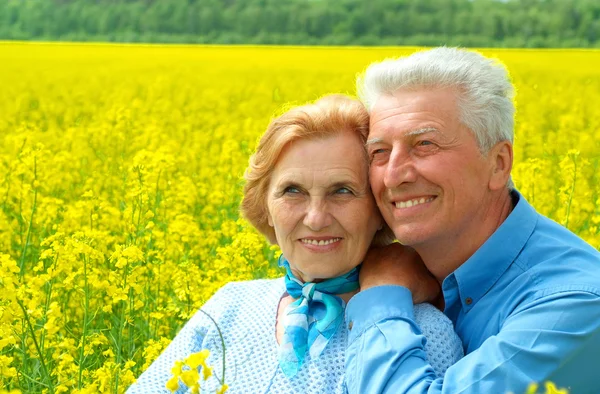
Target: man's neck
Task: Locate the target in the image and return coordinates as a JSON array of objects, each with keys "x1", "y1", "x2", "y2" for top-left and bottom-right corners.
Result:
[{"x1": 416, "y1": 190, "x2": 515, "y2": 283}]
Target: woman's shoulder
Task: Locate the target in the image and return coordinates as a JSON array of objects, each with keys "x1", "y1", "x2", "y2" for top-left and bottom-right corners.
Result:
[
  {"x1": 184, "y1": 277, "x2": 284, "y2": 341},
  {"x1": 215, "y1": 277, "x2": 285, "y2": 300},
  {"x1": 413, "y1": 303, "x2": 453, "y2": 327},
  {"x1": 192, "y1": 277, "x2": 284, "y2": 320}
]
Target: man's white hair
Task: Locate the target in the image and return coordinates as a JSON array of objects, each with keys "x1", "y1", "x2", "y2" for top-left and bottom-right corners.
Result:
[{"x1": 357, "y1": 47, "x2": 515, "y2": 154}]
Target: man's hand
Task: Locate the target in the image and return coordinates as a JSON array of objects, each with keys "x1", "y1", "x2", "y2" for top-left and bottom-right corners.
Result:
[{"x1": 360, "y1": 243, "x2": 441, "y2": 305}]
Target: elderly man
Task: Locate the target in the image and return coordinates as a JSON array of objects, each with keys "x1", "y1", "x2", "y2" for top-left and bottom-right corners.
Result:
[{"x1": 345, "y1": 47, "x2": 600, "y2": 393}]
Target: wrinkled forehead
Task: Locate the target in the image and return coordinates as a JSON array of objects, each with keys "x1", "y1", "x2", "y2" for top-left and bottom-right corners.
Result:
[
  {"x1": 368, "y1": 89, "x2": 461, "y2": 135},
  {"x1": 278, "y1": 132, "x2": 369, "y2": 163},
  {"x1": 271, "y1": 134, "x2": 370, "y2": 179}
]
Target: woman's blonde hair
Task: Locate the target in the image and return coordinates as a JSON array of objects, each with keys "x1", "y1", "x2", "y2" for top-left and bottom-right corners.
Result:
[{"x1": 241, "y1": 94, "x2": 394, "y2": 246}]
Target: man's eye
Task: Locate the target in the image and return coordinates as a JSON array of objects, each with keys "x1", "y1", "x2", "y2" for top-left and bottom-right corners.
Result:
[
  {"x1": 369, "y1": 148, "x2": 387, "y2": 160},
  {"x1": 418, "y1": 140, "x2": 434, "y2": 146},
  {"x1": 371, "y1": 148, "x2": 386, "y2": 155},
  {"x1": 369, "y1": 148, "x2": 390, "y2": 164}
]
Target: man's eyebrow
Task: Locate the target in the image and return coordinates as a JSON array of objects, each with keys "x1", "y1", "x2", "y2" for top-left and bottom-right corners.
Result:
[
  {"x1": 405, "y1": 127, "x2": 440, "y2": 137},
  {"x1": 365, "y1": 137, "x2": 383, "y2": 146},
  {"x1": 366, "y1": 127, "x2": 440, "y2": 146}
]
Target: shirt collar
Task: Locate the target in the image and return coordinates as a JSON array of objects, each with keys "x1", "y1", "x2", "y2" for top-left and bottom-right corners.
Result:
[{"x1": 448, "y1": 190, "x2": 538, "y2": 312}]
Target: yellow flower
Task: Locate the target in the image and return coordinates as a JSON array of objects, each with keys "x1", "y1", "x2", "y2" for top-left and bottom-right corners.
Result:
[
  {"x1": 185, "y1": 349, "x2": 210, "y2": 369},
  {"x1": 171, "y1": 360, "x2": 184, "y2": 377},
  {"x1": 2, "y1": 42, "x2": 599, "y2": 394},
  {"x1": 0, "y1": 355, "x2": 17, "y2": 378},
  {"x1": 524, "y1": 382, "x2": 569, "y2": 394},
  {"x1": 179, "y1": 368, "x2": 200, "y2": 388},
  {"x1": 525, "y1": 383, "x2": 539, "y2": 394},
  {"x1": 216, "y1": 384, "x2": 229, "y2": 394},
  {"x1": 166, "y1": 376, "x2": 180, "y2": 392},
  {"x1": 543, "y1": 382, "x2": 569, "y2": 394},
  {"x1": 202, "y1": 365, "x2": 213, "y2": 381}
]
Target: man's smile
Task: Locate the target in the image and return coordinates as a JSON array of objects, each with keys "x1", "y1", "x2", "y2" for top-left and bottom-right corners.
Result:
[{"x1": 393, "y1": 196, "x2": 436, "y2": 209}]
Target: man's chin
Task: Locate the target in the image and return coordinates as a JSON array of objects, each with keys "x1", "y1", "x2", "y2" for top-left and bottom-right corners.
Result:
[{"x1": 390, "y1": 226, "x2": 430, "y2": 247}]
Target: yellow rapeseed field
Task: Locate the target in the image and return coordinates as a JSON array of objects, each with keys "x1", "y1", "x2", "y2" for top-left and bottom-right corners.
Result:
[{"x1": 0, "y1": 43, "x2": 598, "y2": 393}]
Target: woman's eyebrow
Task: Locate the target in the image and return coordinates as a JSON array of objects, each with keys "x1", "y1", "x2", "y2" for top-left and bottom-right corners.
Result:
[
  {"x1": 276, "y1": 178, "x2": 301, "y2": 187},
  {"x1": 329, "y1": 179, "x2": 360, "y2": 188}
]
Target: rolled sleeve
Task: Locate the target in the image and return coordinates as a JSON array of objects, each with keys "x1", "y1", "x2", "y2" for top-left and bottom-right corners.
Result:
[
  {"x1": 345, "y1": 287, "x2": 600, "y2": 394},
  {"x1": 345, "y1": 286, "x2": 440, "y2": 393},
  {"x1": 346, "y1": 285, "x2": 415, "y2": 342}
]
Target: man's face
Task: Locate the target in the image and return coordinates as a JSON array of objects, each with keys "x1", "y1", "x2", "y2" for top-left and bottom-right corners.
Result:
[{"x1": 367, "y1": 87, "x2": 496, "y2": 248}]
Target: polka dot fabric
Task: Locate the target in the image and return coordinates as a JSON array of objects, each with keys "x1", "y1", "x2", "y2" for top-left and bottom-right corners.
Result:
[{"x1": 127, "y1": 278, "x2": 463, "y2": 393}]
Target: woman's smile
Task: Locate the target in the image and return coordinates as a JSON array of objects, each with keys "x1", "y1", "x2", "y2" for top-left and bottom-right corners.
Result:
[{"x1": 299, "y1": 236, "x2": 343, "y2": 252}]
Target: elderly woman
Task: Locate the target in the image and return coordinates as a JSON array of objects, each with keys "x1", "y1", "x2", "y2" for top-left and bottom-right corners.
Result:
[{"x1": 127, "y1": 95, "x2": 463, "y2": 393}]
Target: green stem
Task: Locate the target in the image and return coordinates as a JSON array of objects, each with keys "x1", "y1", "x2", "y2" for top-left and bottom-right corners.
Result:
[
  {"x1": 128, "y1": 286, "x2": 134, "y2": 360},
  {"x1": 186, "y1": 281, "x2": 191, "y2": 316},
  {"x1": 114, "y1": 261, "x2": 129, "y2": 393},
  {"x1": 19, "y1": 156, "x2": 37, "y2": 278},
  {"x1": 17, "y1": 299, "x2": 54, "y2": 393},
  {"x1": 198, "y1": 309, "x2": 226, "y2": 385},
  {"x1": 18, "y1": 369, "x2": 52, "y2": 388},
  {"x1": 39, "y1": 254, "x2": 58, "y2": 359},
  {"x1": 154, "y1": 263, "x2": 161, "y2": 338},
  {"x1": 565, "y1": 156, "x2": 578, "y2": 229},
  {"x1": 78, "y1": 255, "x2": 90, "y2": 389},
  {"x1": 16, "y1": 319, "x2": 29, "y2": 391}
]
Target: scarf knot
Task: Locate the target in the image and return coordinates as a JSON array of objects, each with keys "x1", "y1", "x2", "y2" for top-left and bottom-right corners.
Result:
[
  {"x1": 299, "y1": 282, "x2": 316, "y2": 299},
  {"x1": 277, "y1": 256, "x2": 359, "y2": 378}
]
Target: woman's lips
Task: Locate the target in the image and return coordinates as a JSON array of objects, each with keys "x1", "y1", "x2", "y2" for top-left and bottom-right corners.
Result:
[{"x1": 298, "y1": 237, "x2": 343, "y2": 252}]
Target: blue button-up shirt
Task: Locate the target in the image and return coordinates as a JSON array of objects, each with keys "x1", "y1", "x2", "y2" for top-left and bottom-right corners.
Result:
[{"x1": 345, "y1": 191, "x2": 600, "y2": 394}]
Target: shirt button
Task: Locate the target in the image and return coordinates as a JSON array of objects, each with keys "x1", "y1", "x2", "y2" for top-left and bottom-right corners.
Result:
[
  {"x1": 465, "y1": 297, "x2": 473, "y2": 305},
  {"x1": 348, "y1": 321, "x2": 353, "y2": 330}
]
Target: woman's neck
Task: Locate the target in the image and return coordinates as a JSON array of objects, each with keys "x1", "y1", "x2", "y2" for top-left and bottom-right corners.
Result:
[
  {"x1": 283, "y1": 288, "x2": 358, "y2": 304},
  {"x1": 338, "y1": 288, "x2": 359, "y2": 304}
]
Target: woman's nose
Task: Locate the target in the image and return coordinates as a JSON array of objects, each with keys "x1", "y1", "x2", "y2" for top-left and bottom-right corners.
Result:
[{"x1": 303, "y1": 199, "x2": 333, "y2": 231}]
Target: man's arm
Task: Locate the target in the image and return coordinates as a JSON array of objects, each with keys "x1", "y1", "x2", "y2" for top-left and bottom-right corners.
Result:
[{"x1": 345, "y1": 285, "x2": 600, "y2": 394}]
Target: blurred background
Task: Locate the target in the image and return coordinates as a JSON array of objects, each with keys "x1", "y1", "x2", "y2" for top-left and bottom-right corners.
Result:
[{"x1": 1, "y1": 0, "x2": 599, "y2": 47}]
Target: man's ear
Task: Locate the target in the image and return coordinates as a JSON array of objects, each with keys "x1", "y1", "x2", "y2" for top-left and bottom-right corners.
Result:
[{"x1": 488, "y1": 141, "x2": 513, "y2": 191}]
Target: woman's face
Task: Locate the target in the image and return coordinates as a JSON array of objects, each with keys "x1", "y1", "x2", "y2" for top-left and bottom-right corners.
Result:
[{"x1": 267, "y1": 133, "x2": 382, "y2": 282}]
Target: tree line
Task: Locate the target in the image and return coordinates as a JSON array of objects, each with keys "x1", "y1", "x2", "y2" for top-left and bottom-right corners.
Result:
[{"x1": 1, "y1": 0, "x2": 599, "y2": 47}]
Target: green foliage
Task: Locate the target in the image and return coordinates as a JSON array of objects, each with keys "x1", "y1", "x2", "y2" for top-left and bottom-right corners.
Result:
[{"x1": 0, "y1": 0, "x2": 599, "y2": 47}]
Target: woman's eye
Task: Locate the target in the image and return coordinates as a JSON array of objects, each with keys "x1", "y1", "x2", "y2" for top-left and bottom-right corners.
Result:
[
  {"x1": 335, "y1": 187, "x2": 352, "y2": 195},
  {"x1": 283, "y1": 186, "x2": 300, "y2": 194}
]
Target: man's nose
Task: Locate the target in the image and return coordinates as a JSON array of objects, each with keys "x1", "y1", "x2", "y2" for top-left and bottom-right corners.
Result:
[
  {"x1": 383, "y1": 149, "x2": 418, "y2": 189},
  {"x1": 303, "y1": 198, "x2": 333, "y2": 231}
]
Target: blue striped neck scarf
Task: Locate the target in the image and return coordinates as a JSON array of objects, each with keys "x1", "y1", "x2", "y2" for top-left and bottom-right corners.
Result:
[{"x1": 277, "y1": 255, "x2": 360, "y2": 378}]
